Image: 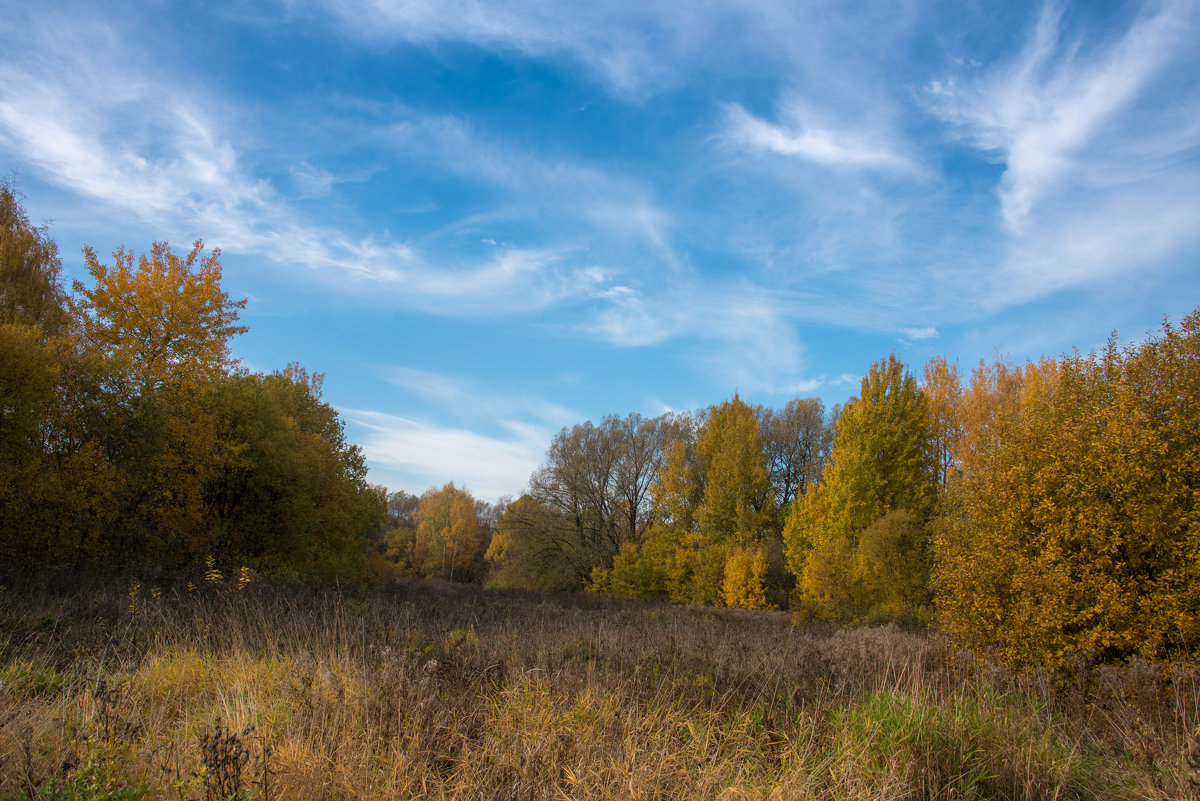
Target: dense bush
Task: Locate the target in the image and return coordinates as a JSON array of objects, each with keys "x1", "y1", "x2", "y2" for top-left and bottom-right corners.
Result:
[{"x1": 934, "y1": 312, "x2": 1200, "y2": 666}]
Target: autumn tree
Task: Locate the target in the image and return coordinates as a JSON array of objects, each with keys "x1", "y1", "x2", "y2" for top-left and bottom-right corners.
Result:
[
  {"x1": 1, "y1": 181, "x2": 68, "y2": 336},
  {"x1": 855, "y1": 510, "x2": 929, "y2": 613},
  {"x1": 612, "y1": 421, "x2": 703, "y2": 600},
  {"x1": 381, "y1": 490, "x2": 421, "y2": 573},
  {"x1": 0, "y1": 322, "x2": 61, "y2": 559},
  {"x1": 629, "y1": 397, "x2": 778, "y2": 608},
  {"x1": 784, "y1": 355, "x2": 936, "y2": 620},
  {"x1": 201, "y1": 365, "x2": 384, "y2": 577},
  {"x1": 921, "y1": 357, "x2": 963, "y2": 493},
  {"x1": 529, "y1": 419, "x2": 623, "y2": 575},
  {"x1": 0, "y1": 184, "x2": 63, "y2": 557},
  {"x1": 415, "y1": 483, "x2": 486, "y2": 582},
  {"x1": 55, "y1": 240, "x2": 245, "y2": 563},
  {"x1": 697, "y1": 396, "x2": 776, "y2": 607},
  {"x1": 486, "y1": 494, "x2": 580, "y2": 591},
  {"x1": 72, "y1": 240, "x2": 247, "y2": 392},
  {"x1": 934, "y1": 316, "x2": 1200, "y2": 666},
  {"x1": 953, "y1": 356, "x2": 1057, "y2": 473},
  {"x1": 0, "y1": 184, "x2": 111, "y2": 564},
  {"x1": 520, "y1": 413, "x2": 682, "y2": 590},
  {"x1": 0, "y1": 186, "x2": 387, "y2": 578},
  {"x1": 696, "y1": 396, "x2": 774, "y2": 543}
]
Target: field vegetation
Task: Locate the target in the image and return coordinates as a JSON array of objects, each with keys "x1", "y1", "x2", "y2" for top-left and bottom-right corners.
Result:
[{"x1": 2, "y1": 571, "x2": 1198, "y2": 800}]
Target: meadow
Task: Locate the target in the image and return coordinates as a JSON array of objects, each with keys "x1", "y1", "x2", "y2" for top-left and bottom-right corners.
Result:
[{"x1": 1, "y1": 571, "x2": 1197, "y2": 800}]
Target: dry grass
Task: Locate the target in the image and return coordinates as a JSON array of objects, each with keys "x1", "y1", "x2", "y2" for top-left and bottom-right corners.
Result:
[{"x1": 1, "y1": 571, "x2": 1197, "y2": 800}]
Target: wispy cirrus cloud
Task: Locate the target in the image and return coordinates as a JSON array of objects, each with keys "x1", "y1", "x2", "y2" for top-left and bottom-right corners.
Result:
[
  {"x1": 380, "y1": 113, "x2": 677, "y2": 261},
  {"x1": 311, "y1": 0, "x2": 927, "y2": 107},
  {"x1": 925, "y1": 0, "x2": 1195, "y2": 232},
  {"x1": 919, "y1": 0, "x2": 1200, "y2": 308},
  {"x1": 584, "y1": 276, "x2": 822, "y2": 396},
  {"x1": 311, "y1": 0, "x2": 727, "y2": 98},
  {"x1": 721, "y1": 102, "x2": 915, "y2": 172},
  {"x1": 379, "y1": 365, "x2": 580, "y2": 428},
  {"x1": 0, "y1": 8, "x2": 620, "y2": 315}
]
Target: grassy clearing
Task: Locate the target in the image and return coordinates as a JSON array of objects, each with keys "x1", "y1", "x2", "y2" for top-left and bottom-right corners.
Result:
[{"x1": 1, "y1": 573, "x2": 1197, "y2": 800}]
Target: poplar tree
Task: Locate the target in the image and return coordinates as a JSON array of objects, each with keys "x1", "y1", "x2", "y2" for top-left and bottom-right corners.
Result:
[
  {"x1": 636, "y1": 396, "x2": 777, "y2": 607},
  {"x1": 784, "y1": 355, "x2": 936, "y2": 620}
]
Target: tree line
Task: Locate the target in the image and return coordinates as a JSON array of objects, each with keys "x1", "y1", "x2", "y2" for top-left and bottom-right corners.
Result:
[
  {"x1": 1, "y1": 183, "x2": 386, "y2": 579},
  {"x1": 478, "y1": 325, "x2": 1200, "y2": 667}
]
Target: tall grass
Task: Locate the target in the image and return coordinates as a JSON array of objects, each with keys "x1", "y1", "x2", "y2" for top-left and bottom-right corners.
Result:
[{"x1": 1, "y1": 571, "x2": 1197, "y2": 799}]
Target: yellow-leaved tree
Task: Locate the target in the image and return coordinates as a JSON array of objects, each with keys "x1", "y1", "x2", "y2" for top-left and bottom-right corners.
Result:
[
  {"x1": 72, "y1": 240, "x2": 247, "y2": 393},
  {"x1": 416, "y1": 483, "x2": 486, "y2": 582},
  {"x1": 922, "y1": 356, "x2": 963, "y2": 492},
  {"x1": 934, "y1": 315, "x2": 1200, "y2": 666},
  {"x1": 634, "y1": 396, "x2": 778, "y2": 608},
  {"x1": 784, "y1": 355, "x2": 936, "y2": 621},
  {"x1": 64, "y1": 241, "x2": 248, "y2": 561}
]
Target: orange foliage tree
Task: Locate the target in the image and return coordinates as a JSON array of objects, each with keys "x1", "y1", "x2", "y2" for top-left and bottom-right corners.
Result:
[
  {"x1": 934, "y1": 314, "x2": 1200, "y2": 666},
  {"x1": 416, "y1": 483, "x2": 486, "y2": 582}
]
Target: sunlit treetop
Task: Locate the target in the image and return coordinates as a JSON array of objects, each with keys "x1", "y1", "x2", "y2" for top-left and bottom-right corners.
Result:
[{"x1": 72, "y1": 240, "x2": 248, "y2": 392}]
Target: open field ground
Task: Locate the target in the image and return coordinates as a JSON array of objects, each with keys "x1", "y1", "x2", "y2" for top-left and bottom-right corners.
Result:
[{"x1": 2, "y1": 573, "x2": 1198, "y2": 800}]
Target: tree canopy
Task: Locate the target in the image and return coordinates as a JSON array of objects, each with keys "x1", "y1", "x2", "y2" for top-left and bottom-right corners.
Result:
[
  {"x1": 784, "y1": 355, "x2": 936, "y2": 621},
  {"x1": 0, "y1": 188, "x2": 384, "y2": 580},
  {"x1": 934, "y1": 318, "x2": 1200, "y2": 666},
  {"x1": 72, "y1": 240, "x2": 247, "y2": 393}
]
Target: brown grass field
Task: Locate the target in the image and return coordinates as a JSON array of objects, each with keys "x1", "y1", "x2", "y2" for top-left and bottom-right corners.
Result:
[{"x1": 1, "y1": 570, "x2": 1198, "y2": 800}]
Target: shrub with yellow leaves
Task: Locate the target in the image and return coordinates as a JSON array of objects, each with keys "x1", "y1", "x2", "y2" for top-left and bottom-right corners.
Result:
[{"x1": 933, "y1": 310, "x2": 1200, "y2": 667}]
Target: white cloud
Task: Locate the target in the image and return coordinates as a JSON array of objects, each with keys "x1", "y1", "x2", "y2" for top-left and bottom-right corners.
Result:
[
  {"x1": 0, "y1": 16, "x2": 619, "y2": 315},
  {"x1": 917, "y1": 0, "x2": 1200, "y2": 312},
  {"x1": 312, "y1": 0, "x2": 928, "y2": 108},
  {"x1": 313, "y1": 0, "x2": 721, "y2": 98},
  {"x1": 382, "y1": 113, "x2": 676, "y2": 257},
  {"x1": 722, "y1": 103, "x2": 914, "y2": 171},
  {"x1": 290, "y1": 162, "x2": 336, "y2": 197},
  {"x1": 989, "y1": 179, "x2": 1200, "y2": 306},
  {"x1": 378, "y1": 366, "x2": 580, "y2": 428},
  {"x1": 352, "y1": 366, "x2": 589, "y2": 499},
  {"x1": 398, "y1": 246, "x2": 603, "y2": 315},
  {"x1": 925, "y1": 0, "x2": 1193, "y2": 231},
  {"x1": 781, "y1": 377, "x2": 823, "y2": 395},
  {"x1": 583, "y1": 276, "x2": 822, "y2": 396},
  {"x1": 341, "y1": 408, "x2": 548, "y2": 501},
  {"x1": 901, "y1": 326, "x2": 940, "y2": 340}
]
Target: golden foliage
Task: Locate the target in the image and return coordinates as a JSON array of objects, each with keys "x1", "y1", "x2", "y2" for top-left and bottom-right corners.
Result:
[
  {"x1": 639, "y1": 397, "x2": 783, "y2": 607},
  {"x1": 1, "y1": 181, "x2": 67, "y2": 335},
  {"x1": 922, "y1": 356, "x2": 963, "y2": 492},
  {"x1": 934, "y1": 312, "x2": 1200, "y2": 665},
  {"x1": 720, "y1": 546, "x2": 770, "y2": 609},
  {"x1": 0, "y1": 188, "x2": 385, "y2": 578},
  {"x1": 785, "y1": 355, "x2": 936, "y2": 621},
  {"x1": 72, "y1": 240, "x2": 247, "y2": 392},
  {"x1": 416, "y1": 483, "x2": 485, "y2": 582}
]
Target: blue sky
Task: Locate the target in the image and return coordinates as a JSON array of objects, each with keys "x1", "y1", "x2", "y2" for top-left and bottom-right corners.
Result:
[{"x1": 2, "y1": 0, "x2": 1198, "y2": 501}]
